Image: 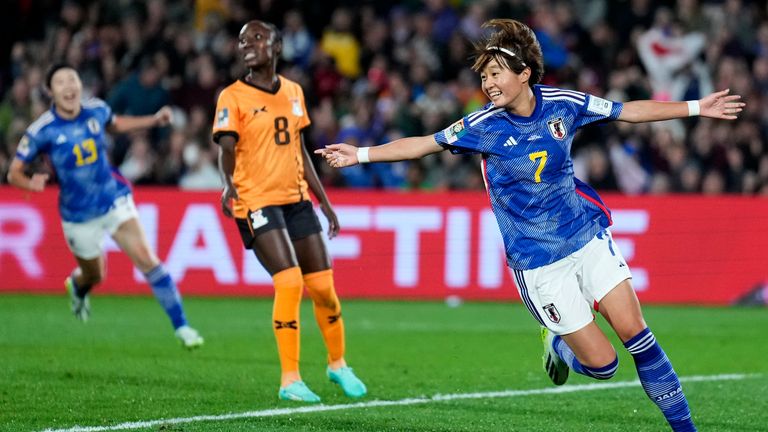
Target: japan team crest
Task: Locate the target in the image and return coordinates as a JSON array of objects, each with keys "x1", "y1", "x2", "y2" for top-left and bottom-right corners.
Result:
[
  {"x1": 543, "y1": 303, "x2": 561, "y2": 323},
  {"x1": 87, "y1": 118, "x2": 101, "y2": 134},
  {"x1": 547, "y1": 117, "x2": 566, "y2": 140}
]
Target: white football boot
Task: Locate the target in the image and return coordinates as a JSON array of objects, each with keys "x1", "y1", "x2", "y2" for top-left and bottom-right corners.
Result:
[{"x1": 175, "y1": 325, "x2": 204, "y2": 349}]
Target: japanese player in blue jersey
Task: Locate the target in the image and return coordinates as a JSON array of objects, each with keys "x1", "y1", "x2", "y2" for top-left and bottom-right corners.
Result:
[
  {"x1": 317, "y1": 19, "x2": 745, "y2": 432},
  {"x1": 7, "y1": 64, "x2": 203, "y2": 349}
]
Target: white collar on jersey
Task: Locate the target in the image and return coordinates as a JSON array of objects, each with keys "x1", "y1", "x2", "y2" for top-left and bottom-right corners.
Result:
[{"x1": 486, "y1": 46, "x2": 527, "y2": 67}]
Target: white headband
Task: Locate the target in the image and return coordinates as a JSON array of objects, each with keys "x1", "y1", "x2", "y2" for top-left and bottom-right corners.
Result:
[{"x1": 486, "y1": 46, "x2": 527, "y2": 67}]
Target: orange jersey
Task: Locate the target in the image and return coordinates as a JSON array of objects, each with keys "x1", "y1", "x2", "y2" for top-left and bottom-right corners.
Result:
[{"x1": 213, "y1": 76, "x2": 311, "y2": 217}]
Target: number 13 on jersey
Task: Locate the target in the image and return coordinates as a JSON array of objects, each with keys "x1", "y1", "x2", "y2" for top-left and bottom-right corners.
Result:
[
  {"x1": 73, "y1": 138, "x2": 98, "y2": 167},
  {"x1": 529, "y1": 150, "x2": 548, "y2": 183}
]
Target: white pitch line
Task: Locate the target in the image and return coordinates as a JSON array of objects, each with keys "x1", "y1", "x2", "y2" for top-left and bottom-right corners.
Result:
[{"x1": 40, "y1": 373, "x2": 753, "y2": 432}]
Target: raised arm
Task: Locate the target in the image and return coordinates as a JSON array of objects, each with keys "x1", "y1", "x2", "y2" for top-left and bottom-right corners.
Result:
[
  {"x1": 314, "y1": 135, "x2": 444, "y2": 168},
  {"x1": 108, "y1": 106, "x2": 173, "y2": 134},
  {"x1": 618, "y1": 89, "x2": 744, "y2": 123}
]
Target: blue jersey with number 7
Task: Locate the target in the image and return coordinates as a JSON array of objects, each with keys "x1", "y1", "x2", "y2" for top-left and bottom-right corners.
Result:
[
  {"x1": 434, "y1": 85, "x2": 624, "y2": 270},
  {"x1": 15, "y1": 98, "x2": 131, "y2": 223}
]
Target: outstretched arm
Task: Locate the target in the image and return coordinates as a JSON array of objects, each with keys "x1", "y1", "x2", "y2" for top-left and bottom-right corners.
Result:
[
  {"x1": 618, "y1": 89, "x2": 744, "y2": 123},
  {"x1": 108, "y1": 106, "x2": 173, "y2": 133},
  {"x1": 314, "y1": 135, "x2": 444, "y2": 168}
]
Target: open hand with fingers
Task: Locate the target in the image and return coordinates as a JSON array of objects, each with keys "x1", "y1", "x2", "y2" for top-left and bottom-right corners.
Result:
[
  {"x1": 314, "y1": 144, "x2": 360, "y2": 168},
  {"x1": 319, "y1": 202, "x2": 340, "y2": 239},
  {"x1": 699, "y1": 89, "x2": 746, "y2": 120}
]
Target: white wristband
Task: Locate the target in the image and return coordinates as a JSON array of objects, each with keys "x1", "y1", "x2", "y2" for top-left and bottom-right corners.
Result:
[
  {"x1": 687, "y1": 100, "x2": 700, "y2": 117},
  {"x1": 357, "y1": 147, "x2": 370, "y2": 164}
]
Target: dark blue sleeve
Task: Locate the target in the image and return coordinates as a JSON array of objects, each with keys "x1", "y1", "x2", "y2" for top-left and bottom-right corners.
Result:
[
  {"x1": 574, "y1": 94, "x2": 623, "y2": 128},
  {"x1": 433, "y1": 117, "x2": 485, "y2": 155},
  {"x1": 15, "y1": 129, "x2": 48, "y2": 162},
  {"x1": 101, "y1": 102, "x2": 115, "y2": 126}
]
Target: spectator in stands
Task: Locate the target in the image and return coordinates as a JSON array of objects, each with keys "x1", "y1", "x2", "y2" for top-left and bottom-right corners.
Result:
[
  {"x1": 425, "y1": 0, "x2": 460, "y2": 47},
  {"x1": 0, "y1": 78, "x2": 33, "y2": 140},
  {"x1": 154, "y1": 129, "x2": 186, "y2": 185},
  {"x1": 108, "y1": 57, "x2": 169, "y2": 117},
  {"x1": 636, "y1": 7, "x2": 709, "y2": 102},
  {"x1": 179, "y1": 141, "x2": 221, "y2": 190},
  {"x1": 320, "y1": 8, "x2": 361, "y2": 79},
  {"x1": 281, "y1": 9, "x2": 314, "y2": 70},
  {"x1": 119, "y1": 134, "x2": 156, "y2": 184},
  {"x1": 171, "y1": 53, "x2": 219, "y2": 118}
]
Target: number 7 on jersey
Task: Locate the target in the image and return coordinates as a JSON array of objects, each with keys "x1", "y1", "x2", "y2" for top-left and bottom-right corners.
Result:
[{"x1": 528, "y1": 150, "x2": 548, "y2": 183}]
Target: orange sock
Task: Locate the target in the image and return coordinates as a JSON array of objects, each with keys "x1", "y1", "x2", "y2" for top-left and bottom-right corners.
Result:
[
  {"x1": 304, "y1": 269, "x2": 345, "y2": 363},
  {"x1": 272, "y1": 266, "x2": 304, "y2": 376}
]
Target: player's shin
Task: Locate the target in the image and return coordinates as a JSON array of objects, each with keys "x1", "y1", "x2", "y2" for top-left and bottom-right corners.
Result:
[
  {"x1": 552, "y1": 335, "x2": 618, "y2": 379},
  {"x1": 304, "y1": 269, "x2": 345, "y2": 364},
  {"x1": 624, "y1": 328, "x2": 696, "y2": 432},
  {"x1": 273, "y1": 267, "x2": 304, "y2": 377},
  {"x1": 70, "y1": 268, "x2": 94, "y2": 298},
  {"x1": 144, "y1": 264, "x2": 187, "y2": 329}
]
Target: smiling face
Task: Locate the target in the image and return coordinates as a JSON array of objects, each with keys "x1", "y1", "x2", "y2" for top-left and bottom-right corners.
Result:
[
  {"x1": 238, "y1": 21, "x2": 281, "y2": 71},
  {"x1": 49, "y1": 67, "x2": 82, "y2": 118},
  {"x1": 480, "y1": 59, "x2": 530, "y2": 110}
]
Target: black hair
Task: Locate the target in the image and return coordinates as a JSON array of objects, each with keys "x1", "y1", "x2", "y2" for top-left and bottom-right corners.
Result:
[
  {"x1": 45, "y1": 63, "x2": 76, "y2": 89},
  {"x1": 471, "y1": 19, "x2": 544, "y2": 87}
]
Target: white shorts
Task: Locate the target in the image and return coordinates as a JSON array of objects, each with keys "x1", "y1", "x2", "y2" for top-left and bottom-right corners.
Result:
[
  {"x1": 61, "y1": 195, "x2": 139, "y2": 260},
  {"x1": 512, "y1": 229, "x2": 632, "y2": 335}
]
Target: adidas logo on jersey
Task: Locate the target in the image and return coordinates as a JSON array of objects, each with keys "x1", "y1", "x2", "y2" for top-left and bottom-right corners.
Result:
[
  {"x1": 56, "y1": 134, "x2": 67, "y2": 144},
  {"x1": 503, "y1": 136, "x2": 518, "y2": 147}
]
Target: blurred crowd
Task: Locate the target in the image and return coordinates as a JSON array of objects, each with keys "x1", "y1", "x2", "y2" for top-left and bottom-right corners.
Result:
[{"x1": 1, "y1": 0, "x2": 768, "y2": 195}]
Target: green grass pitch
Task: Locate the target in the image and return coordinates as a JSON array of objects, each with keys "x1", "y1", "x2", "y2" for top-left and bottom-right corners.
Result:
[{"x1": 1, "y1": 294, "x2": 766, "y2": 431}]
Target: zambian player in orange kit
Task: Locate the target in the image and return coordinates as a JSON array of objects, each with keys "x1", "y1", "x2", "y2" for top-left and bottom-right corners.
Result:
[{"x1": 213, "y1": 20, "x2": 366, "y2": 403}]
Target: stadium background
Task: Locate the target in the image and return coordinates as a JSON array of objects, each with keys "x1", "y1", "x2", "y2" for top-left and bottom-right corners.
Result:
[
  {"x1": 1, "y1": 0, "x2": 767, "y2": 304},
  {"x1": 1, "y1": 2, "x2": 768, "y2": 431}
]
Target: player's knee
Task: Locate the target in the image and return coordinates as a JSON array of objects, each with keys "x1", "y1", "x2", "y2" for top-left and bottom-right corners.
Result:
[
  {"x1": 303, "y1": 269, "x2": 339, "y2": 310},
  {"x1": 273, "y1": 267, "x2": 304, "y2": 292},
  {"x1": 584, "y1": 355, "x2": 619, "y2": 380}
]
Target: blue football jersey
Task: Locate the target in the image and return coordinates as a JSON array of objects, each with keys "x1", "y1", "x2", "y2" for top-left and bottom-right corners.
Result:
[
  {"x1": 434, "y1": 85, "x2": 623, "y2": 270},
  {"x1": 16, "y1": 99, "x2": 131, "y2": 222}
]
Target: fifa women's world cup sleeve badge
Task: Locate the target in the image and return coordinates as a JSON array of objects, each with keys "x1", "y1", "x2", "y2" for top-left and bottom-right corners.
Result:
[
  {"x1": 291, "y1": 99, "x2": 304, "y2": 117},
  {"x1": 443, "y1": 119, "x2": 467, "y2": 144},
  {"x1": 216, "y1": 108, "x2": 229, "y2": 128},
  {"x1": 17, "y1": 135, "x2": 31, "y2": 157}
]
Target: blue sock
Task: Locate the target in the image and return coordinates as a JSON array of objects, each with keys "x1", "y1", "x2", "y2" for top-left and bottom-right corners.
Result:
[
  {"x1": 69, "y1": 276, "x2": 90, "y2": 298},
  {"x1": 144, "y1": 265, "x2": 187, "y2": 330},
  {"x1": 553, "y1": 335, "x2": 618, "y2": 379},
  {"x1": 624, "y1": 328, "x2": 696, "y2": 432}
]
